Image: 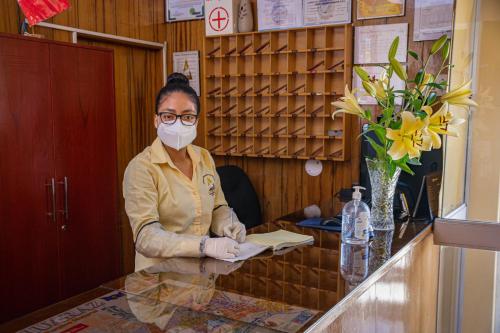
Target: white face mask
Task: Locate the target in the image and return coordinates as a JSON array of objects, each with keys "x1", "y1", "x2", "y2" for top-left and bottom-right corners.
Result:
[{"x1": 157, "y1": 121, "x2": 197, "y2": 151}]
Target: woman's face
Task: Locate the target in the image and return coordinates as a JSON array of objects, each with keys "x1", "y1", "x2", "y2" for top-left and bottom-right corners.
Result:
[{"x1": 155, "y1": 91, "x2": 197, "y2": 128}]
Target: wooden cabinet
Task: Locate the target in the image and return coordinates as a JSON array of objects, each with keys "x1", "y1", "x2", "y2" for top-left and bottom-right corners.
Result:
[{"x1": 0, "y1": 34, "x2": 120, "y2": 322}]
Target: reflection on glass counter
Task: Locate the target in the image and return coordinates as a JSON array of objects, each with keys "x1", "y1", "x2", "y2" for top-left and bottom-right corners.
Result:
[{"x1": 18, "y1": 217, "x2": 430, "y2": 333}]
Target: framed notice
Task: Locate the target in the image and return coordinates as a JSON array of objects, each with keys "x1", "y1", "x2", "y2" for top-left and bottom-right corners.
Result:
[
  {"x1": 166, "y1": 0, "x2": 204, "y2": 22},
  {"x1": 354, "y1": 23, "x2": 408, "y2": 64},
  {"x1": 303, "y1": 0, "x2": 352, "y2": 26},
  {"x1": 173, "y1": 51, "x2": 201, "y2": 96},
  {"x1": 357, "y1": 0, "x2": 405, "y2": 20},
  {"x1": 257, "y1": 0, "x2": 303, "y2": 31},
  {"x1": 414, "y1": 0, "x2": 453, "y2": 41}
]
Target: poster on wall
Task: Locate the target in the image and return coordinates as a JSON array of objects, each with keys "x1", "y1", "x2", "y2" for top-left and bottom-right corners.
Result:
[
  {"x1": 353, "y1": 66, "x2": 405, "y2": 105},
  {"x1": 357, "y1": 0, "x2": 405, "y2": 20},
  {"x1": 413, "y1": 0, "x2": 453, "y2": 41},
  {"x1": 354, "y1": 23, "x2": 408, "y2": 64},
  {"x1": 303, "y1": 0, "x2": 352, "y2": 26},
  {"x1": 257, "y1": 0, "x2": 303, "y2": 31},
  {"x1": 166, "y1": 0, "x2": 204, "y2": 22},
  {"x1": 173, "y1": 51, "x2": 201, "y2": 96}
]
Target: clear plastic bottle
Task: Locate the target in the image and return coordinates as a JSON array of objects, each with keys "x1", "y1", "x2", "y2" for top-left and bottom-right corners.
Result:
[
  {"x1": 341, "y1": 186, "x2": 371, "y2": 244},
  {"x1": 340, "y1": 242, "x2": 370, "y2": 289}
]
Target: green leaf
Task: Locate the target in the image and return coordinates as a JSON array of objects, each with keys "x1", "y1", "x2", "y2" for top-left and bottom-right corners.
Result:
[
  {"x1": 388, "y1": 36, "x2": 400, "y2": 61},
  {"x1": 412, "y1": 98, "x2": 423, "y2": 111},
  {"x1": 354, "y1": 66, "x2": 370, "y2": 81},
  {"x1": 431, "y1": 35, "x2": 448, "y2": 55},
  {"x1": 382, "y1": 107, "x2": 393, "y2": 122},
  {"x1": 426, "y1": 82, "x2": 445, "y2": 89},
  {"x1": 408, "y1": 50, "x2": 419, "y2": 60},
  {"x1": 414, "y1": 69, "x2": 424, "y2": 86},
  {"x1": 373, "y1": 126, "x2": 386, "y2": 143},
  {"x1": 365, "y1": 136, "x2": 386, "y2": 160},
  {"x1": 388, "y1": 161, "x2": 397, "y2": 178},
  {"x1": 364, "y1": 109, "x2": 373, "y2": 121},
  {"x1": 427, "y1": 92, "x2": 437, "y2": 105},
  {"x1": 442, "y1": 40, "x2": 450, "y2": 62},
  {"x1": 390, "y1": 57, "x2": 407, "y2": 80},
  {"x1": 396, "y1": 161, "x2": 415, "y2": 175},
  {"x1": 414, "y1": 110, "x2": 428, "y2": 119}
]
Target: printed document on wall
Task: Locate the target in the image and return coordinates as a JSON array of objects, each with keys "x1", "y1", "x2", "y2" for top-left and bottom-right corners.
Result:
[
  {"x1": 166, "y1": 0, "x2": 204, "y2": 22},
  {"x1": 303, "y1": 0, "x2": 351, "y2": 26},
  {"x1": 414, "y1": 0, "x2": 453, "y2": 41},
  {"x1": 257, "y1": 0, "x2": 303, "y2": 31},
  {"x1": 354, "y1": 23, "x2": 408, "y2": 64},
  {"x1": 173, "y1": 51, "x2": 200, "y2": 96}
]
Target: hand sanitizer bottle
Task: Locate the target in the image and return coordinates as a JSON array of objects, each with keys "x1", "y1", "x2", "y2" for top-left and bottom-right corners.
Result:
[{"x1": 341, "y1": 186, "x2": 371, "y2": 244}]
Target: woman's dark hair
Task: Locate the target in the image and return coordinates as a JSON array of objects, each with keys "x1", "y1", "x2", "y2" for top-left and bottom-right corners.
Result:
[{"x1": 155, "y1": 72, "x2": 200, "y2": 114}]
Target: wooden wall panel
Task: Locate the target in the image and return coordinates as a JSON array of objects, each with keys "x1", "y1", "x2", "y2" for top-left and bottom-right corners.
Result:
[{"x1": 0, "y1": 0, "x2": 447, "y2": 274}]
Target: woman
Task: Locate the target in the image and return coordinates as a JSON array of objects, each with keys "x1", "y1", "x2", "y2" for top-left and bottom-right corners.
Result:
[{"x1": 123, "y1": 73, "x2": 246, "y2": 271}]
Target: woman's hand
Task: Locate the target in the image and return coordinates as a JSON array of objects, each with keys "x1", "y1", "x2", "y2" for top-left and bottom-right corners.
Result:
[
  {"x1": 203, "y1": 237, "x2": 240, "y2": 259},
  {"x1": 223, "y1": 221, "x2": 246, "y2": 243}
]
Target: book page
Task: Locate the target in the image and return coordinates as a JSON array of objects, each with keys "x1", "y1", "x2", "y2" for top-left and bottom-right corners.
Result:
[{"x1": 218, "y1": 242, "x2": 270, "y2": 262}]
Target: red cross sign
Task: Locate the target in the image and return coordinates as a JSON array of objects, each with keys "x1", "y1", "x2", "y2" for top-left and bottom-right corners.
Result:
[{"x1": 209, "y1": 7, "x2": 229, "y2": 32}]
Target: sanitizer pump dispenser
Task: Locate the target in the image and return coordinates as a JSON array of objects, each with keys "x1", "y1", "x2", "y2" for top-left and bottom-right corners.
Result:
[{"x1": 341, "y1": 186, "x2": 371, "y2": 244}]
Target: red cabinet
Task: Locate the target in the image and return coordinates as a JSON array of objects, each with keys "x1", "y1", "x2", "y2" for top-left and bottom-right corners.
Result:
[{"x1": 0, "y1": 34, "x2": 120, "y2": 322}]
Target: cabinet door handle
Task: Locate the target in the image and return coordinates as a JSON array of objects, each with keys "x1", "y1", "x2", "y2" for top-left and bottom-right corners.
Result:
[
  {"x1": 58, "y1": 176, "x2": 69, "y2": 221},
  {"x1": 45, "y1": 178, "x2": 56, "y2": 222}
]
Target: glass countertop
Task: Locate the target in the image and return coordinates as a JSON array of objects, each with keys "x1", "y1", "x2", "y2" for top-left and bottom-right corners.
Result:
[{"x1": 17, "y1": 215, "x2": 431, "y2": 333}]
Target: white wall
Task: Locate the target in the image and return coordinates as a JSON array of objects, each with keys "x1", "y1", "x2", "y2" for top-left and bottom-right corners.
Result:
[{"x1": 461, "y1": 0, "x2": 500, "y2": 332}]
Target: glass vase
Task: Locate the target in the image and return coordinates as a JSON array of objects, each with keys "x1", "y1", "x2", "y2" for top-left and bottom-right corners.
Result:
[{"x1": 366, "y1": 158, "x2": 401, "y2": 231}]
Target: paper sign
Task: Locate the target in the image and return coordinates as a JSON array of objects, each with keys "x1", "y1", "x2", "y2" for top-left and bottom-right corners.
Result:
[
  {"x1": 354, "y1": 23, "x2": 408, "y2": 64},
  {"x1": 357, "y1": 0, "x2": 405, "y2": 20},
  {"x1": 303, "y1": 0, "x2": 351, "y2": 26},
  {"x1": 414, "y1": 0, "x2": 453, "y2": 41},
  {"x1": 173, "y1": 51, "x2": 201, "y2": 96},
  {"x1": 166, "y1": 0, "x2": 204, "y2": 22},
  {"x1": 257, "y1": 0, "x2": 303, "y2": 31}
]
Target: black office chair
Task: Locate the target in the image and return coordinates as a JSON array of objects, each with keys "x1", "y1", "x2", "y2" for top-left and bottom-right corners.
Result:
[{"x1": 216, "y1": 165, "x2": 262, "y2": 229}]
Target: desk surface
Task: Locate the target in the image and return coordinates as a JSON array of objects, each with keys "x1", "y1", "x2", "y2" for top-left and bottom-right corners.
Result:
[{"x1": 3, "y1": 213, "x2": 431, "y2": 333}]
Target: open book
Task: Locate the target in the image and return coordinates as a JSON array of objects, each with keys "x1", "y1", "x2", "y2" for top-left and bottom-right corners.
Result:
[{"x1": 219, "y1": 229, "x2": 314, "y2": 262}]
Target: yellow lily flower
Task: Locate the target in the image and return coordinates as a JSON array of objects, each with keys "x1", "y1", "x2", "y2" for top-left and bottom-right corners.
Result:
[
  {"x1": 440, "y1": 80, "x2": 478, "y2": 108},
  {"x1": 422, "y1": 102, "x2": 465, "y2": 149},
  {"x1": 332, "y1": 85, "x2": 365, "y2": 119},
  {"x1": 373, "y1": 70, "x2": 389, "y2": 100},
  {"x1": 372, "y1": 78, "x2": 387, "y2": 100},
  {"x1": 386, "y1": 111, "x2": 431, "y2": 160}
]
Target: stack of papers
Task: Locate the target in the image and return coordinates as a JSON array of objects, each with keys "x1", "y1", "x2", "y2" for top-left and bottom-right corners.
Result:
[{"x1": 219, "y1": 230, "x2": 314, "y2": 262}]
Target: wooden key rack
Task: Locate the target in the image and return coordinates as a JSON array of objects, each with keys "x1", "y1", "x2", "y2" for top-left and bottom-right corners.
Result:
[{"x1": 203, "y1": 25, "x2": 353, "y2": 161}]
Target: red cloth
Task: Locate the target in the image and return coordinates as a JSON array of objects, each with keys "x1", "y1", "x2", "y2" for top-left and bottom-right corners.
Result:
[{"x1": 18, "y1": 0, "x2": 70, "y2": 26}]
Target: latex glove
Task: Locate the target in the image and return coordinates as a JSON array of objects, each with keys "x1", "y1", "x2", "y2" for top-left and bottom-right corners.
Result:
[
  {"x1": 223, "y1": 221, "x2": 246, "y2": 243},
  {"x1": 203, "y1": 237, "x2": 240, "y2": 259}
]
